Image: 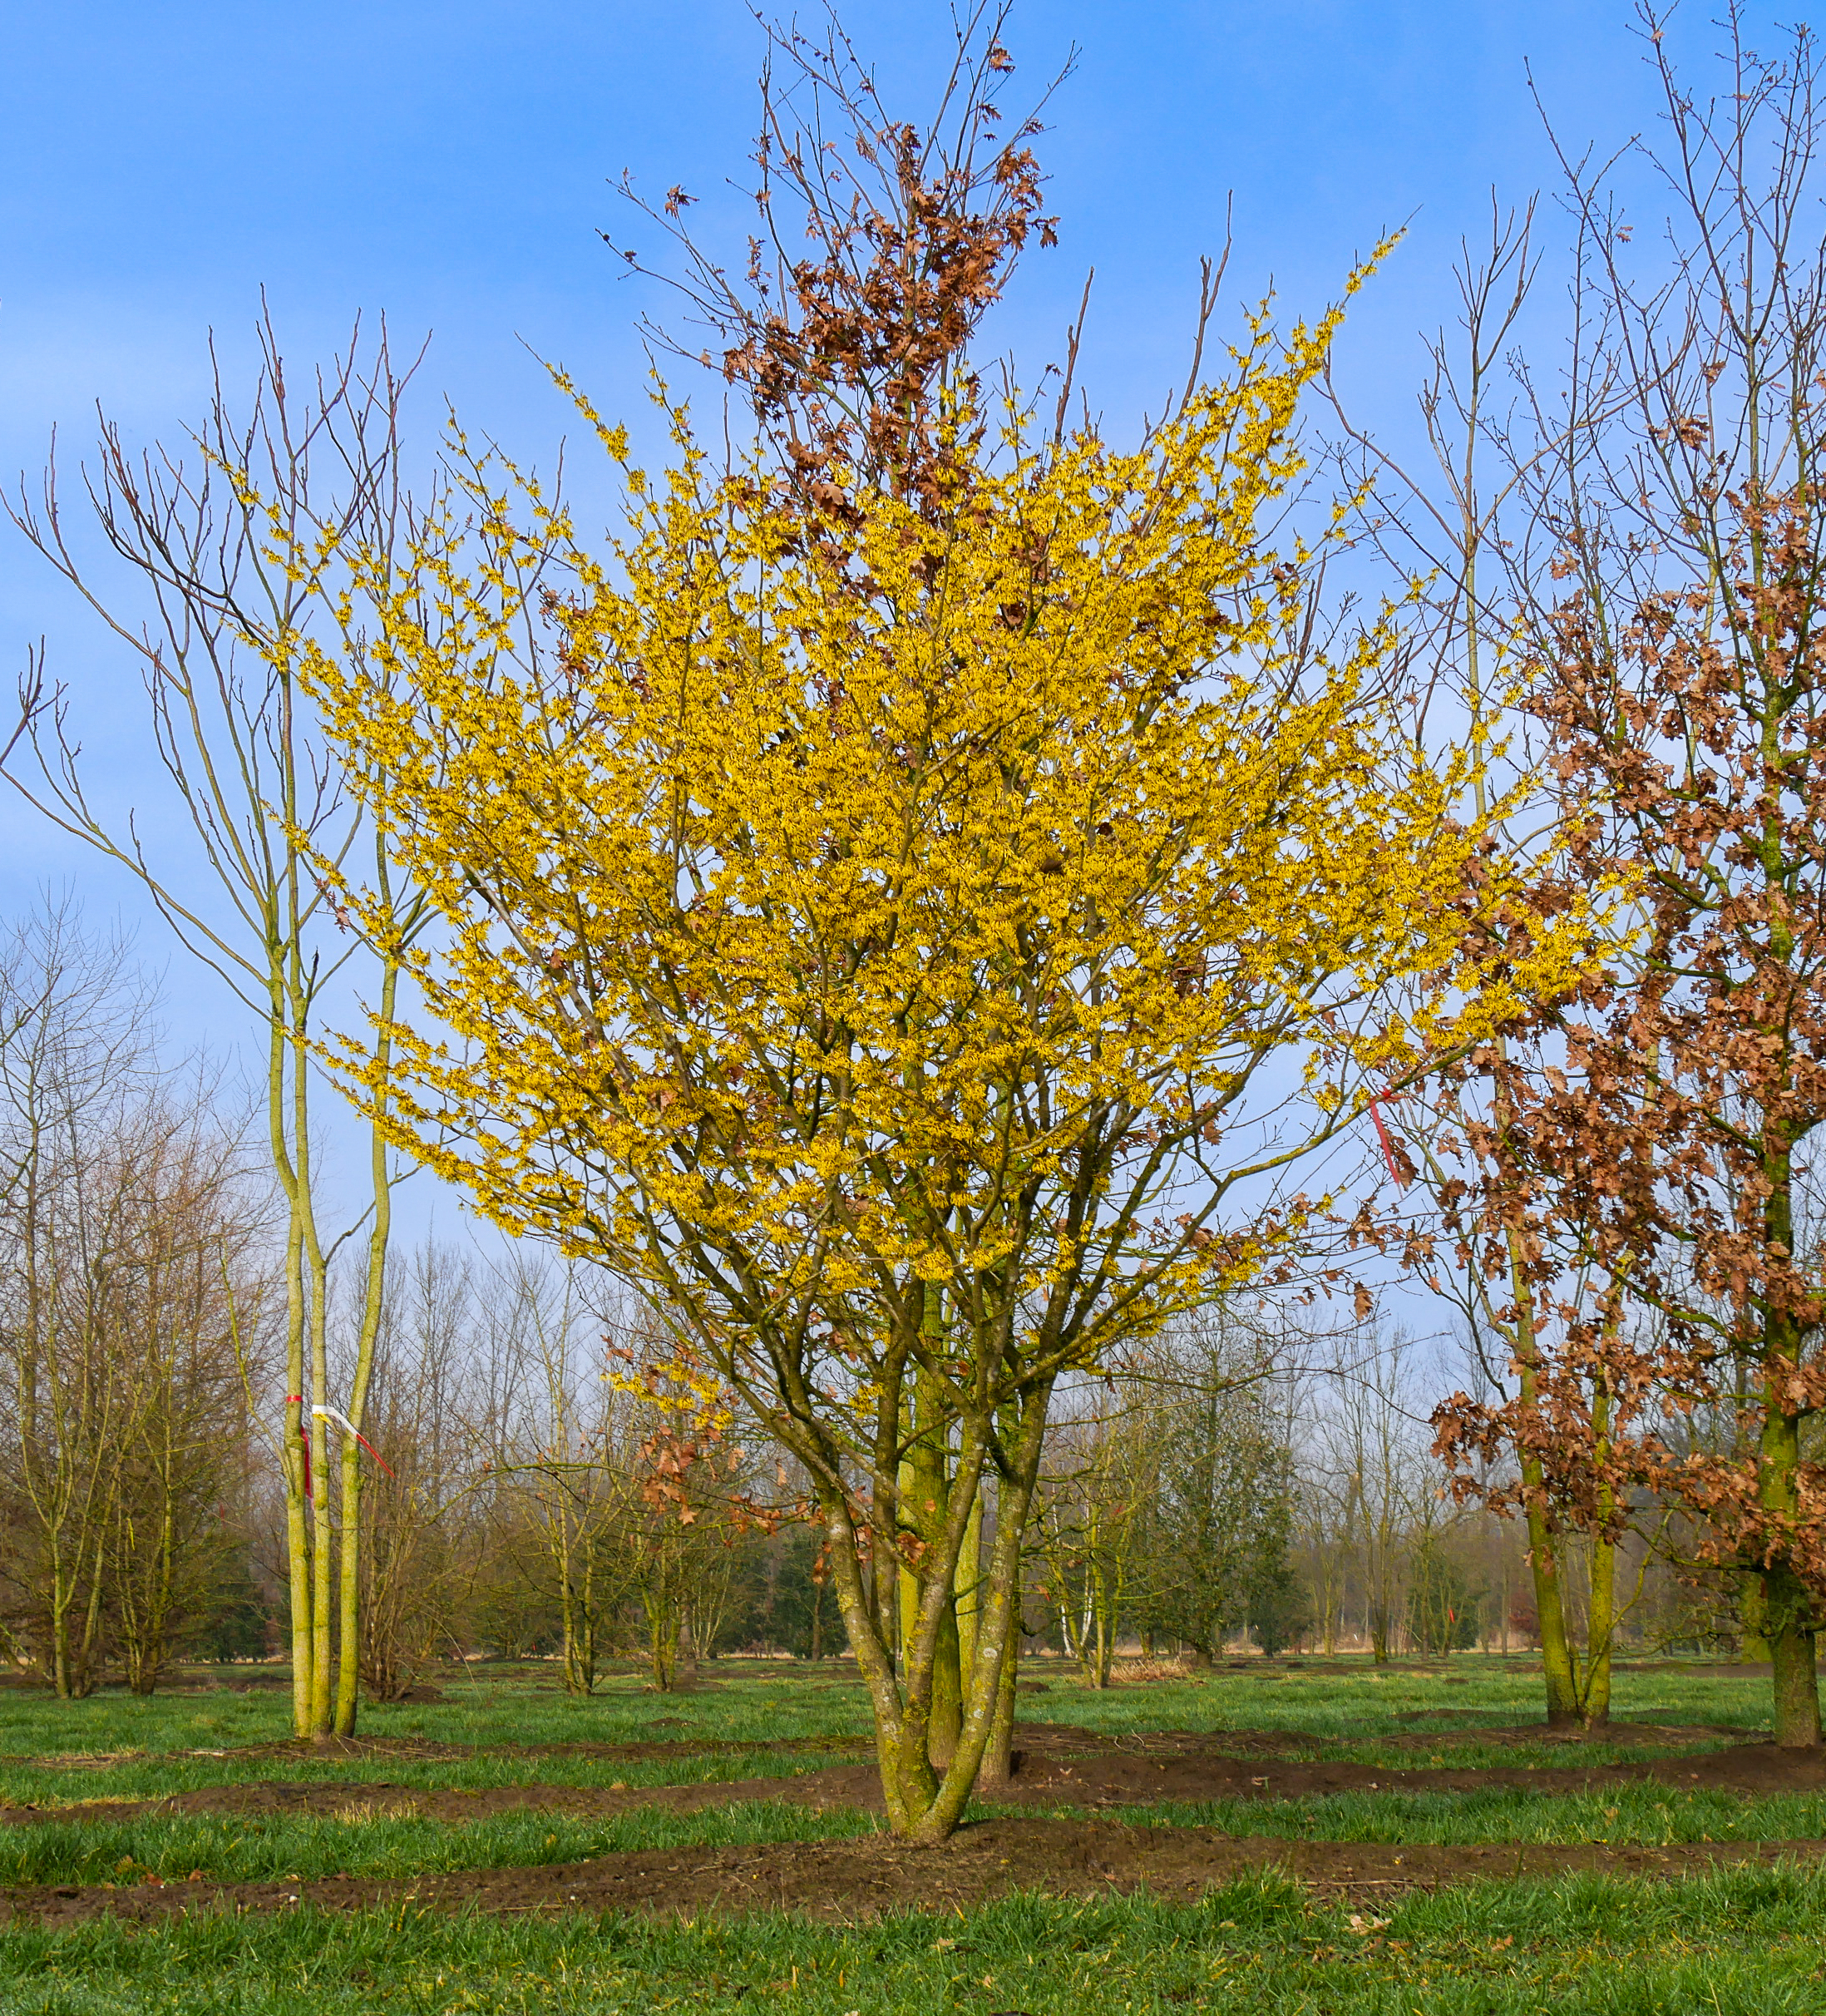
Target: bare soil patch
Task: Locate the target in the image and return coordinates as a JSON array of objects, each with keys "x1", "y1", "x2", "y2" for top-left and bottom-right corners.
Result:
[
  {"x1": 6, "y1": 1723, "x2": 1816, "y2": 1828},
  {"x1": 150, "y1": 1732, "x2": 870, "y2": 1768},
  {"x1": 7, "y1": 1819, "x2": 1826, "y2": 1928},
  {"x1": 960, "y1": 1739, "x2": 1822, "y2": 1806},
  {"x1": 1379, "y1": 1718, "x2": 1753, "y2": 1749}
]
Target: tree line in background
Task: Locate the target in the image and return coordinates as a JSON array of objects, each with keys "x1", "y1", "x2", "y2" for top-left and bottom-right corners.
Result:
[{"x1": 8, "y1": 1, "x2": 1826, "y2": 1838}]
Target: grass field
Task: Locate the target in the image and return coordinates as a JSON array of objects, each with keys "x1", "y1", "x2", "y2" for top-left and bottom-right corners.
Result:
[{"x1": 0, "y1": 1653, "x2": 1816, "y2": 2014}]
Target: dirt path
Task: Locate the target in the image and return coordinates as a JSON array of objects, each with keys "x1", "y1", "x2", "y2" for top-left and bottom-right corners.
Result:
[{"x1": 7, "y1": 1819, "x2": 1826, "y2": 1927}]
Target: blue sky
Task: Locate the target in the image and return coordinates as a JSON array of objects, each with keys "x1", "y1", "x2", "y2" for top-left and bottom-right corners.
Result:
[
  {"x1": 0, "y1": 0, "x2": 1761, "y2": 1231},
  {"x1": 0, "y1": 1, "x2": 1653, "y2": 469}
]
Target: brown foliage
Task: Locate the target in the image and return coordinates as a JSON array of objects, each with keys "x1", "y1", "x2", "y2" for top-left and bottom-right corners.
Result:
[
  {"x1": 605, "y1": 2, "x2": 1063, "y2": 514},
  {"x1": 1411, "y1": 13, "x2": 1826, "y2": 1740},
  {"x1": 1439, "y1": 492, "x2": 1826, "y2": 1569}
]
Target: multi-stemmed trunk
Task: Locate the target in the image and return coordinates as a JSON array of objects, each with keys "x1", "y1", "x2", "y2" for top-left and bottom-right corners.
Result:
[
  {"x1": 899, "y1": 1366, "x2": 964, "y2": 1760},
  {"x1": 826, "y1": 1377, "x2": 1052, "y2": 1841}
]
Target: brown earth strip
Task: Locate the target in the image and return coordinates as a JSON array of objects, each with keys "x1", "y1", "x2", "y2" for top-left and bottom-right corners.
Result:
[
  {"x1": 3, "y1": 1737, "x2": 1819, "y2": 1829},
  {"x1": 6, "y1": 1820, "x2": 1826, "y2": 1927},
  {"x1": 130, "y1": 1717, "x2": 1753, "y2": 1773},
  {"x1": 1382, "y1": 1717, "x2": 1752, "y2": 1745},
  {"x1": 162, "y1": 1733, "x2": 870, "y2": 1767},
  {"x1": 958, "y1": 1739, "x2": 1826, "y2": 1806}
]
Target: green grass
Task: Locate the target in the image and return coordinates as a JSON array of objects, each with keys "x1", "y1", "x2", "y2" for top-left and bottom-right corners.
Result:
[
  {"x1": 0, "y1": 1662, "x2": 877, "y2": 1768},
  {"x1": 0, "y1": 1653, "x2": 1774, "y2": 1806},
  {"x1": 990, "y1": 1780, "x2": 1826, "y2": 1844},
  {"x1": 0, "y1": 1799, "x2": 883, "y2": 1888},
  {"x1": 0, "y1": 1745, "x2": 864, "y2": 1809},
  {"x1": 0, "y1": 1651, "x2": 1775, "y2": 1759},
  {"x1": 1005, "y1": 1658, "x2": 1774, "y2": 1743},
  {"x1": 2, "y1": 1870, "x2": 1826, "y2": 2013},
  {"x1": 0, "y1": 1654, "x2": 1810, "y2": 2012}
]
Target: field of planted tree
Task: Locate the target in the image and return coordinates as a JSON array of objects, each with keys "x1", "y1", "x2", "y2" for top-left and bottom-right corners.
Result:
[{"x1": 9, "y1": 0, "x2": 1826, "y2": 2006}]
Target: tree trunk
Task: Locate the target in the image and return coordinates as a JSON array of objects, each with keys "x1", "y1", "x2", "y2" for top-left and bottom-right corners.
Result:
[
  {"x1": 124, "y1": 1500, "x2": 172, "y2": 1696},
  {"x1": 928, "y1": 1598, "x2": 962, "y2": 1761},
  {"x1": 1769, "y1": 1566, "x2": 1821, "y2": 1750},
  {"x1": 561, "y1": 1547, "x2": 596, "y2": 1696},
  {"x1": 821, "y1": 1376, "x2": 1054, "y2": 1841},
  {"x1": 333, "y1": 994, "x2": 397, "y2": 1739},
  {"x1": 1740, "y1": 1571, "x2": 1773, "y2": 1662},
  {"x1": 1761, "y1": 1317, "x2": 1822, "y2": 1747},
  {"x1": 1526, "y1": 1519, "x2": 1579, "y2": 1724},
  {"x1": 648, "y1": 1594, "x2": 680, "y2": 1692},
  {"x1": 333, "y1": 1438, "x2": 362, "y2": 1732},
  {"x1": 903, "y1": 1357, "x2": 961, "y2": 1764},
  {"x1": 1575, "y1": 1387, "x2": 1619, "y2": 1730},
  {"x1": 978, "y1": 1594, "x2": 1019, "y2": 1794},
  {"x1": 308, "y1": 1331, "x2": 333, "y2": 1731},
  {"x1": 1489, "y1": 1090, "x2": 1584, "y2": 1727},
  {"x1": 955, "y1": 1485, "x2": 982, "y2": 1678},
  {"x1": 1579, "y1": 1532, "x2": 1615, "y2": 1729},
  {"x1": 280, "y1": 1134, "x2": 314, "y2": 1740}
]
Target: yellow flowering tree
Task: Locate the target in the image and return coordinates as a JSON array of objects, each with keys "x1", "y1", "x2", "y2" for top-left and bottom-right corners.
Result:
[
  {"x1": 276, "y1": 13, "x2": 1597, "y2": 1838},
  {"x1": 284, "y1": 322, "x2": 1591, "y2": 1836}
]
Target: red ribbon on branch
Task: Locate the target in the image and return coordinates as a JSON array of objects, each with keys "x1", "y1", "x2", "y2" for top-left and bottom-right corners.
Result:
[
  {"x1": 1369, "y1": 1097, "x2": 1409, "y2": 1190},
  {"x1": 313, "y1": 1405, "x2": 397, "y2": 1479}
]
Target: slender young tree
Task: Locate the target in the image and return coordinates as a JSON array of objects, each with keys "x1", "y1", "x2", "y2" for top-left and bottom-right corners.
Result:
[{"x1": 6, "y1": 324, "x2": 425, "y2": 1736}]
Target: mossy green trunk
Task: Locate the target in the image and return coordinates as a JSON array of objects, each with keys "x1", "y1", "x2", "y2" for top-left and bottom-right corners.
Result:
[
  {"x1": 1509, "y1": 1270, "x2": 1577, "y2": 1725},
  {"x1": 1740, "y1": 1573, "x2": 1773, "y2": 1662},
  {"x1": 1762, "y1": 1398, "x2": 1820, "y2": 1748},
  {"x1": 901, "y1": 1355, "x2": 961, "y2": 1765},
  {"x1": 1768, "y1": 1564, "x2": 1821, "y2": 1750},
  {"x1": 1580, "y1": 1533, "x2": 1615, "y2": 1728},
  {"x1": 1759, "y1": 1136, "x2": 1820, "y2": 1748}
]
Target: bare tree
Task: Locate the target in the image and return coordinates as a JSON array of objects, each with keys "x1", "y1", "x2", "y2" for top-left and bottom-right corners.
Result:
[
  {"x1": 103, "y1": 1106, "x2": 269, "y2": 1694},
  {"x1": 0, "y1": 905, "x2": 266, "y2": 1693},
  {"x1": 473, "y1": 1258, "x2": 643, "y2": 1695},
  {"x1": 1035, "y1": 1391, "x2": 1157, "y2": 1687},
  {"x1": 7, "y1": 319, "x2": 428, "y2": 1735},
  {"x1": 345, "y1": 1241, "x2": 491, "y2": 1702},
  {"x1": 1317, "y1": 1336, "x2": 1435, "y2": 1663}
]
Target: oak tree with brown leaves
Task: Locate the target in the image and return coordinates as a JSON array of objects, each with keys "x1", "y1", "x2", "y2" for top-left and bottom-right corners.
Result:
[{"x1": 1434, "y1": 12, "x2": 1826, "y2": 1749}]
